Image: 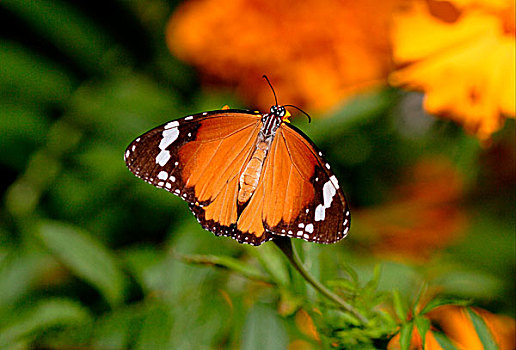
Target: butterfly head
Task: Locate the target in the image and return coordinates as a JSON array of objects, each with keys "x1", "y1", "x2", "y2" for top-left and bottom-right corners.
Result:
[
  {"x1": 262, "y1": 75, "x2": 308, "y2": 124},
  {"x1": 270, "y1": 105, "x2": 291, "y2": 123}
]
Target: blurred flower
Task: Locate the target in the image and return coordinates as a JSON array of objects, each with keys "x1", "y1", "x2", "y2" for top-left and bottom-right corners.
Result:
[
  {"x1": 390, "y1": 0, "x2": 515, "y2": 140},
  {"x1": 429, "y1": 306, "x2": 516, "y2": 350},
  {"x1": 387, "y1": 306, "x2": 516, "y2": 350},
  {"x1": 288, "y1": 309, "x2": 320, "y2": 350},
  {"x1": 356, "y1": 157, "x2": 467, "y2": 261},
  {"x1": 295, "y1": 309, "x2": 320, "y2": 341},
  {"x1": 167, "y1": 0, "x2": 399, "y2": 111}
]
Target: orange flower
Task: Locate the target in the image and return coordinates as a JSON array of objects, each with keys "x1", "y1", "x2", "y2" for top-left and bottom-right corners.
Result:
[
  {"x1": 388, "y1": 306, "x2": 516, "y2": 350},
  {"x1": 294, "y1": 309, "x2": 320, "y2": 341},
  {"x1": 356, "y1": 156, "x2": 467, "y2": 261},
  {"x1": 390, "y1": 0, "x2": 515, "y2": 140},
  {"x1": 167, "y1": 0, "x2": 399, "y2": 112},
  {"x1": 428, "y1": 306, "x2": 516, "y2": 350}
]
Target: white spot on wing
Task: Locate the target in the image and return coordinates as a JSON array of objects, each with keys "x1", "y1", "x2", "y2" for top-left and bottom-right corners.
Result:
[
  {"x1": 185, "y1": 116, "x2": 193, "y2": 120},
  {"x1": 164, "y1": 121, "x2": 179, "y2": 129},
  {"x1": 322, "y1": 180, "x2": 337, "y2": 208},
  {"x1": 157, "y1": 171, "x2": 168, "y2": 180},
  {"x1": 159, "y1": 127, "x2": 179, "y2": 150},
  {"x1": 156, "y1": 150, "x2": 171, "y2": 166},
  {"x1": 314, "y1": 178, "x2": 339, "y2": 221},
  {"x1": 329, "y1": 175, "x2": 339, "y2": 189},
  {"x1": 305, "y1": 223, "x2": 314, "y2": 233},
  {"x1": 315, "y1": 204, "x2": 325, "y2": 221}
]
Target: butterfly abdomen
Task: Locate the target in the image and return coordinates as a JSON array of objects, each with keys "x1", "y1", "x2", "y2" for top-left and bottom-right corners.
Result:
[{"x1": 238, "y1": 139, "x2": 269, "y2": 204}]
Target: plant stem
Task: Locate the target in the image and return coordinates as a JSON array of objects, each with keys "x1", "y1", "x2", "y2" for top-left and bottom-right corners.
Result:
[{"x1": 273, "y1": 237, "x2": 369, "y2": 325}]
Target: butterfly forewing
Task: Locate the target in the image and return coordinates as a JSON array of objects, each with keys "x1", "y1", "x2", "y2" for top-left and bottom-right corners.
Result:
[
  {"x1": 125, "y1": 109, "x2": 277, "y2": 244},
  {"x1": 261, "y1": 123, "x2": 350, "y2": 243},
  {"x1": 125, "y1": 110, "x2": 257, "y2": 201}
]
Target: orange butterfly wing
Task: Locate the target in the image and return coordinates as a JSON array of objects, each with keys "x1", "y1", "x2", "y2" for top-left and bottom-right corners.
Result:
[
  {"x1": 125, "y1": 109, "x2": 350, "y2": 245},
  {"x1": 260, "y1": 123, "x2": 350, "y2": 243},
  {"x1": 125, "y1": 110, "x2": 275, "y2": 245}
]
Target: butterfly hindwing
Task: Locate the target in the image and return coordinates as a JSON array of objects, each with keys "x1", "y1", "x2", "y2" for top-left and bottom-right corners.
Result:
[{"x1": 261, "y1": 123, "x2": 350, "y2": 243}]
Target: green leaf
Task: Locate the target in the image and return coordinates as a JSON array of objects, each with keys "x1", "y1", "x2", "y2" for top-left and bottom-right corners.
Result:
[
  {"x1": 0, "y1": 252, "x2": 50, "y2": 311},
  {"x1": 363, "y1": 264, "x2": 382, "y2": 295},
  {"x1": 419, "y1": 297, "x2": 470, "y2": 315},
  {"x1": 327, "y1": 278, "x2": 355, "y2": 292},
  {"x1": 392, "y1": 290, "x2": 408, "y2": 321},
  {"x1": 399, "y1": 322, "x2": 414, "y2": 350},
  {"x1": 412, "y1": 282, "x2": 427, "y2": 313},
  {"x1": 0, "y1": 299, "x2": 91, "y2": 348},
  {"x1": 433, "y1": 332, "x2": 460, "y2": 350},
  {"x1": 121, "y1": 246, "x2": 165, "y2": 293},
  {"x1": 134, "y1": 303, "x2": 173, "y2": 350},
  {"x1": 36, "y1": 220, "x2": 126, "y2": 306},
  {"x1": 241, "y1": 304, "x2": 288, "y2": 350},
  {"x1": 466, "y1": 308, "x2": 498, "y2": 350},
  {"x1": 340, "y1": 260, "x2": 360, "y2": 286},
  {"x1": 173, "y1": 251, "x2": 274, "y2": 284},
  {"x1": 93, "y1": 306, "x2": 144, "y2": 350},
  {"x1": 414, "y1": 316, "x2": 431, "y2": 350},
  {"x1": 251, "y1": 243, "x2": 290, "y2": 286}
]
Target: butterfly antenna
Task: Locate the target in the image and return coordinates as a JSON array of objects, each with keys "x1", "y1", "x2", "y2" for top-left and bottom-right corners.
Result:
[
  {"x1": 262, "y1": 75, "x2": 279, "y2": 106},
  {"x1": 284, "y1": 104, "x2": 312, "y2": 123}
]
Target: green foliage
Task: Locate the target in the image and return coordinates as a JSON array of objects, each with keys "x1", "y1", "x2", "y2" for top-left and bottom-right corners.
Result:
[
  {"x1": 466, "y1": 308, "x2": 498, "y2": 350},
  {"x1": 241, "y1": 304, "x2": 289, "y2": 350},
  {"x1": 0, "y1": 0, "x2": 514, "y2": 349},
  {"x1": 0, "y1": 299, "x2": 92, "y2": 348},
  {"x1": 36, "y1": 220, "x2": 127, "y2": 306}
]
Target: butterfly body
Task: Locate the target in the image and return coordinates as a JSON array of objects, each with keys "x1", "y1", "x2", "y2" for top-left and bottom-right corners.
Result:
[
  {"x1": 238, "y1": 106, "x2": 285, "y2": 204},
  {"x1": 125, "y1": 106, "x2": 350, "y2": 246}
]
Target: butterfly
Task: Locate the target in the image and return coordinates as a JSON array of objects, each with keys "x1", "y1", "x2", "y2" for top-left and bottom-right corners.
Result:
[{"x1": 124, "y1": 77, "x2": 350, "y2": 246}]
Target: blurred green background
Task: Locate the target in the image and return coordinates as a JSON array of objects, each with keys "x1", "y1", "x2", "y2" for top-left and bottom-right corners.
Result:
[{"x1": 0, "y1": 0, "x2": 514, "y2": 349}]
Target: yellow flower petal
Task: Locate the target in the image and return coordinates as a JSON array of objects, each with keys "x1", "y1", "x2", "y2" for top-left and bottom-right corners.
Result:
[
  {"x1": 391, "y1": 5, "x2": 498, "y2": 62},
  {"x1": 498, "y1": 38, "x2": 516, "y2": 115},
  {"x1": 390, "y1": 1, "x2": 515, "y2": 140}
]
